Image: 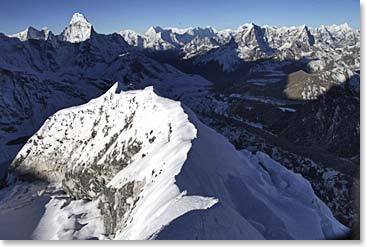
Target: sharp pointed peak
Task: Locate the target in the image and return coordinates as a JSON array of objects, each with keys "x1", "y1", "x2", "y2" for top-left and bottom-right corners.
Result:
[
  {"x1": 145, "y1": 26, "x2": 165, "y2": 36},
  {"x1": 298, "y1": 25, "x2": 313, "y2": 35},
  {"x1": 61, "y1": 12, "x2": 94, "y2": 43},
  {"x1": 300, "y1": 24, "x2": 309, "y2": 30},
  {"x1": 70, "y1": 12, "x2": 90, "y2": 25},
  {"x1": 239, "y1": 23, "x2": 252, "y2": 28},
  {"x1": 148, "y1": 26, "x2": 163, "y2": 31},
  {"x1": 238, "y1": 22, "x2": 261, "y2": 31}
]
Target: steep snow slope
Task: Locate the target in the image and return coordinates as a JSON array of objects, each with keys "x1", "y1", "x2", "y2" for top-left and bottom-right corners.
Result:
[{"x1": 8, "y1": 83, "x2": 348, "y2": 240}]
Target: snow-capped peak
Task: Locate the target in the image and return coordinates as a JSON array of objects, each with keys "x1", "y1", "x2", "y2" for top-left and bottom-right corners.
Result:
[
  {"x1": 119, "y1": 29, "x2": 145, "y2": 47},
  {"x1": 296, "y1": 24, "x2": 315, "y2": 46},
  {"x1": 326, "y1": 23, "x2": 355, "y2": 34},
  {"x1": 339, "y1": 22, "x2": 352, "y2": 30},
  {"x1": 237, "y1": 22, "x2": 258, "y2": 31},
  {"x1": 70, "y1": 12, "x2": 90, "y2": 25},
  {"x1": 61, "y1": 12, "x2": 93, "y2": 43},
  {"x1": 243, "y1": 23, "x2": 261, "y2": 34},
  {"x1": 237, "y1": 22, "x2": 272, "y2": 54},
  {"x1": 145, "y1": 26, "x2": 164, "y2": 36}
]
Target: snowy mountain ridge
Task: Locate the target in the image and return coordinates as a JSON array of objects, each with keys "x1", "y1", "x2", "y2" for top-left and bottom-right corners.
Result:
[
  {"x1": 9, "y1": 13, "x2": 94, "y2": 43},
  {"x1": 117, "y1": 20, "x2": 359, "y2": 91},
  {"x1": 9, "y1": 15, "x2": 358, "y2": 63},
  {"x1": 7, "y1": 83, "x2": 348, "y2": 240},
  {"x1": 8, "y1": 26, "x2": 53, "y2": 41},
  {"x1": 118, "y1": 22, "x2": 359, "y2": 55},
  {"x1": 0, "y1": 12, "x2": 359, "y2": 239},
  {"x1": 7, "y1": 13, "x2": 359, "y2": 85}
]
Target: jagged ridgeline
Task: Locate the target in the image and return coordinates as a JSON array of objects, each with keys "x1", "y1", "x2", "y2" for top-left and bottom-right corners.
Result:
[{"x1": 0, "y1": 12, "x2": 359, "y2": 240}]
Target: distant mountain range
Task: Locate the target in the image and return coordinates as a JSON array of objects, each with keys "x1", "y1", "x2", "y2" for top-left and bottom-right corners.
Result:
[{"x1": 0, "y1": 13, "x2": 360, "y2": 240}]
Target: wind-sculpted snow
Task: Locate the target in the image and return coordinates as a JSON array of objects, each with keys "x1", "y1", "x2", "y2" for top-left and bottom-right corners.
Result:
[{"x1": 7, "y1": 84, "x2": 348, "y2": 239}]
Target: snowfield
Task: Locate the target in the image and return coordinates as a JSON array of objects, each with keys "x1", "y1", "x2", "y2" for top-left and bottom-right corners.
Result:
[{"x1": 3, "y1": 83, "x2": 349, "y2": 240}]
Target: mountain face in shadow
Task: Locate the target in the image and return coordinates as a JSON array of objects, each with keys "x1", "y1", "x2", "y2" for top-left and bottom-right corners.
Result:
[{"x1": 280, "y1": 77, "x2": 360, "y2": 160}]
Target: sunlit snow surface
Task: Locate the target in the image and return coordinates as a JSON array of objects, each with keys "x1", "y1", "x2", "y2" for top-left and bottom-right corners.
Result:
[{"x1": 2, "y1": 84, "x2": 349, "y2": 240}]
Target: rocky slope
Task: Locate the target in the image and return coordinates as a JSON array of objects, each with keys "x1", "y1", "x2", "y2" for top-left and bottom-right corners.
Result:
[{"x1": 5, "y1": 84, "x2": 348, "y2": 240}]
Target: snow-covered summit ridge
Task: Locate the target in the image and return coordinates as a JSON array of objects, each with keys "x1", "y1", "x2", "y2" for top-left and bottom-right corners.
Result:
[
  {"x1": 10, "y1": 82, "x2": 218, "y2": 239},
  {"x1": 10, "y1": 83, "x2": 348, "y2": 240}
]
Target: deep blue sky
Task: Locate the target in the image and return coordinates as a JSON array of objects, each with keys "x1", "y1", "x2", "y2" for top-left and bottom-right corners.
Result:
[{"x1": 0, "y1": 0, "x2": 359, "y2": 35}]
